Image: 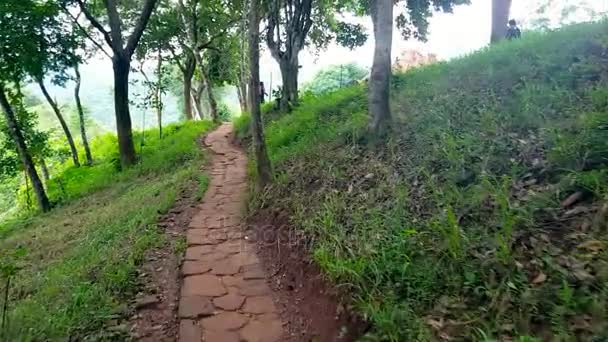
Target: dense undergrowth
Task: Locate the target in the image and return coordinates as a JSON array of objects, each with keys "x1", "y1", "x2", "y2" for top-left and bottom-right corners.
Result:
[
  {"x1": 0, "y1": 121, "x2": 214, "y2": 340},
  {"x1": 239, "y1": 21, "x2": 608, "y2": 341}
]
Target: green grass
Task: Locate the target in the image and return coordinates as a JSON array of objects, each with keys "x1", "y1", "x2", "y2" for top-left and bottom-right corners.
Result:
[
  {"x1": 0, "y1": 120, "x2": 214, "y2": 340},
  {"x1": 248, "y1": 21, "x2": 608, "y2": 341}
]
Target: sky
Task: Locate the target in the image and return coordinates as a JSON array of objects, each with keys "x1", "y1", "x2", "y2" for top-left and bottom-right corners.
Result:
[{"x1": 42, "y1": 0, "x2": 607, "y2": 129}]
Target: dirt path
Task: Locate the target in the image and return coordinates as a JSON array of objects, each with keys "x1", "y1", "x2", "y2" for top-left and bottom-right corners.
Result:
[{"x1": 178, "y1": 123, "x2": 283, "y2": 342}]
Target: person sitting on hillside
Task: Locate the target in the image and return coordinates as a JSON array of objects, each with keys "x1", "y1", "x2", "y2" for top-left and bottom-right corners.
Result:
[{"x1": 506, "y1": 19, "x2": 521, "y2": 40}]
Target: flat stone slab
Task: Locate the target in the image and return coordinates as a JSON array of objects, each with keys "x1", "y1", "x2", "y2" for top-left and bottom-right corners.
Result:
[
  {"x1": 182, "y1": 274, "x2": 227, "y2": 297},
  {"x1": 182, "y1": 261, "x2": 212, "y2": 276},
  {"x1": 242, "y1": 296, "x2": 276, "y2": 314},
  {"x1": 179, "y1": 295, "x2": 214, "y2": 318},
  {"x1": 201, "y1": 311, "x2": 249, "y2": 332},
  {"x1": 179, "y1": 319, "x2": 201, "y2": 342},
  {"x1": 213, "y1": 292, "x2": 246, "y2": 311},
  {"x1": 239, "y1": 314, "x2": 283, "y2": 342}
]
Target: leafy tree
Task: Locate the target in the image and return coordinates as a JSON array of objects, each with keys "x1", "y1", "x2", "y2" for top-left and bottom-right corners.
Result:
[
  {"x1": 491, "y1": 0, "x2": 512, "y2": 43},
  {"x1": 36, "y1": 78, "x2": 81, "y2": 167},
  {"x1": 303, "y1": 63, "x2": 367, "y2": 94},
  {"x1": 249, "y1": 0, "x2": 273, "y2": 186},
  {"x1": 73, "y1": 0, "x2": 159, "y2": 167},
  {"x1": 0, "y1": 0, "x2": 70, "y2": 212},
  {"x1": 174, "y1": 0, "x2": 241, "y2": 122},
  {"x1": 73, "y1": 64, "x2": 94, "y2": 165},
  {"x1": 137, "y1": 0, "x2": 176, "y2": 138},
  {"x1": 523, "y1": 0, "x2": 605, "y2": 30},
  {"x1": 358, "y1": 0, "x2": 470, "y2": 135},
  {"x1": 264, "y1": 0, "x2": 367, "y2": 111}
]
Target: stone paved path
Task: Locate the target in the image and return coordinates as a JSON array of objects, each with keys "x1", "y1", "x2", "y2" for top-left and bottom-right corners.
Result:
[{"x1": 178, "y1": 123, "x2": 283, "y2": 342}]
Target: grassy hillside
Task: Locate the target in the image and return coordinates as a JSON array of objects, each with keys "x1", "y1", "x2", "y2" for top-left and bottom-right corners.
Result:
[
  {"x1": 0, "y1": 121, "x2": 214, "y2": 340},
  {"x1": 239, "y1": 21, "x2": 608, "y2": 341}
]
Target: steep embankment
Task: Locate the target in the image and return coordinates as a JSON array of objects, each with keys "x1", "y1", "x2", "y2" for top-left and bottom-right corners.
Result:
[{"x1": 240, "y1": 21, "x2": 608, "y2": 341}]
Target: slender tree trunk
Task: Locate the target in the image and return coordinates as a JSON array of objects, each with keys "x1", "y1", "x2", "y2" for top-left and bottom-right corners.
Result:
[
  {"x1": 0, "y1": 86, "x2": 51, "y2": 212},
  {"x1": 491, "y1": 0, "x2": 512, "y2": 43},
  {"x1": 40, "y1": 158, "x2": 50, "y2": 182},
  {"x1": 238, "y1": 22, "x2": 249, "y2": 114},
  {"x1": 192, "y1": 81, "x2": 204, "y2": 120},
  {"x1": 74, "y1": 65, "x2": 93, "y2": 165},
  {"x1": 112, "y1": 55, "x2": 137, "y2": 167},
  {"x1": 38, "y1": 78, "x2": 81, "y2": 167},
  {"x1": 183, "y1": 54, "x2": 195, "y2": 120},
  {"x1": 249, "y1": 0, "x2": 272, "y2": 187},
  {"x1": 368, "y1": 0, "x2": 393, "y2": 135},
  {"x1": 156, "y1": 50, "x2": 163, "y2": 139},
  {"x1": 236, "y1": 81, "x2": 248, "y2": 114},
  {"x1": 200, "y1": 68, "x2": 219, "y2": 122}
]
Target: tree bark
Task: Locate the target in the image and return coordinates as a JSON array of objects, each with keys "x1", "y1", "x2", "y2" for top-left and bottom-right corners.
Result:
[
  {"x1": 112, "y1": 55, "x2": 137, "y2": 167},
  {"x1": 238, "y1": 21, "x2": 249, "y2": 114},
  {"x1": 0, "y1": 86, "x2": 51, "y2": 212},
  {"x1": 236, "y1": 81, "x2": 248, "y2": 114},
  {"x1": 40, "y1": 157, "x2": 50, "y2": 182},
  {"x1": 491, "y1": 0, "x2": 512, "y2": 43},
  {"x1": 192, "y1": 80, "x2": 205, "y2": 120},
  {"x1": 368, "y1": 0, "x2": 393, "y2": 135},
  {"x1": 38, "y1": 78, "x2": 81, "y2": 167},
  {"x1": 249, "y1": 0, "x2": 272, "y2": 187},
  {"x1": 201, "y1": 70, "x2": 219, "y2": 122},
  {"x1": 74, "y1": 65, "x2": 93, "y2": 165},
  {"x1": 156, "y1": 49, "x2": 163, "y2": 139},
  {"x1": 182, "y1": 53, "x2": 196, "y2": 120},
  {"x1": 279, "y1": 58, "x2": 299, "y2": 111}
]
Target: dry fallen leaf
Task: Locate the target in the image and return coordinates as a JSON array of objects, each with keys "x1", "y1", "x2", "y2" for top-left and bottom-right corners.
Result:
[
  {"x1": 561, "y1": 191, "x2": 584, "y2": 208},
  {"x1": 577, "y1": 240, "x2": 603, "y2": 253},
  {"x1": 532, "y1": 272, "x2": 547, "y2": 284},
  {"x1": 573, "y1": 269, "x2": 594, "y2": 282},
  {"x1": 426, "y1": 318, "x2": 444, "y2": 330}
]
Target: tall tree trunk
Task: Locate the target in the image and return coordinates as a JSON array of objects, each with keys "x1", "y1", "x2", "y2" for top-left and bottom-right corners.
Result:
[
  {"x1": 368, "y1": 0, "x2": 393, "y2": 135},
  {"x1": 183, "y1": 54, "x2": 195, "y2": 120},
  {"x1": 236, "y1": 81, "x2": 248, "y2": 114},
  {"x1": 491, "y1": 0, "x2": 512, "y2": 43},
  {"x1": 112, "y1": 55, "x2": 137, "y2": 167},
  {"x1": 38, "y1": 78, "x2": 81, "y2": 167},
  {"x1": 74, "y1": 65, "x2": 93, "y2": 165},
  {"x1": 238, "y1": 21, "x2": 249, "y2": 114},
  {"x1": 249, "y1": 0, "x2": 272, "y2": 187},
  {"x1": 40, "y1": 158, "x2": 50, "y2": 182},
  {"x1": 192, "y1": 81, "x2": 204, "y2": 120},
  {"x1": 200, "y1": 67, "x2": 219, "y2": 122},
  {"x1": 156, "y1": 50, "x2": 163, "y2": 139},
  {"x1": 0, "y1": 86, "x2": 51, "y2": 212},
  {"x1": 279, "y1": 58, "x2": 299, "y2": 112}
]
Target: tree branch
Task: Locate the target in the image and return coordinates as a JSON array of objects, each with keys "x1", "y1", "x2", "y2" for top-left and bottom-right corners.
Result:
[
  {"x1": 168, "y1": 45, "x2": 186, "y2": 72},
  {"x1": 196, "y1": 21, "x2": 238, "y2": 51},
  {"x1": 266, "y1": 3, "x2": 281, "y2": 60},
  {"x1": 61, "y1": 5, "x2": 112, "y2": 59},
  {"x1": 102, "y1": 0, "x2": 125, "y2": 53},
  {"x1": 76, "y1": 0, "x2": 114, "y2": 50},
  {"x1": 125, "y1": 0, "x2": 159, "y2": 57}
]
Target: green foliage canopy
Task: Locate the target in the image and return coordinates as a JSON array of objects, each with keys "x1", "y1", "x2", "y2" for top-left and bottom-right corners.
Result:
[{"x1": 303, "y1": 63, "x2": 367, "y2": 95}]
